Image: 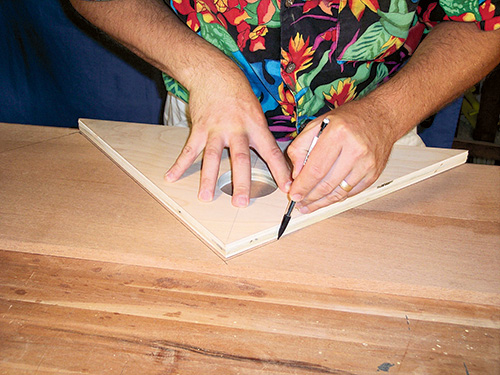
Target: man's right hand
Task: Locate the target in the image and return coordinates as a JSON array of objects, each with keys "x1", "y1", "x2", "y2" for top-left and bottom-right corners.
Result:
[{"x1": 165, "y1": 63, "x2": 291, "y2": 207}]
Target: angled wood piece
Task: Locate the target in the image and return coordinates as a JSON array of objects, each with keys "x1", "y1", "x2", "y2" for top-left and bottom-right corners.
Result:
[{"x1": 79, "y1": 119, "x2": 468, "y2": 258}]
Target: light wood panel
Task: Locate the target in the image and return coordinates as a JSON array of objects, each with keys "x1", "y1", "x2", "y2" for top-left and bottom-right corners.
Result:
[{"x1": 79, "y1": 119, "x2": 468, "y2": 258}]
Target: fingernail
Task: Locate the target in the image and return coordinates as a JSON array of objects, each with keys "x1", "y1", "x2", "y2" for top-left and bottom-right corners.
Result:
[
  {"x1": 299, "y1": 206, "x2": 310, "y2": 214},
  {"x1": 164, "y1": 171, "x2": 174, "y2": 182},
  {"x1": 285, "y1": 181, "x2": 292, "y2": 193},
  {"x1": 198, "y1": 189, "x2": 212, "y2": 202},
  {"x1": 235, "y1": 195, "x2": 249, "y2": 207},
  {"x1": 291, "y1": 194, "x2": 302, "y2": 202}
]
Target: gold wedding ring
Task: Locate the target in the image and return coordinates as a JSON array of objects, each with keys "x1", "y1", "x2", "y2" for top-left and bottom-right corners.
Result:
[{"x1": 339, "y1": 179, "x2": 353, "y2": 192}]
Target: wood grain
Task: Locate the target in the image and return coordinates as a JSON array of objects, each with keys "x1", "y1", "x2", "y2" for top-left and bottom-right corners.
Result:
[
  {"x1": 1, "y1": 251, "x2": 498, "y2": 374},
  {"x1": 78, "y1": 119, "x2": 468, "y2": 258},
  {"x1": 1, "y1": 123, "x2": 498, "y2": 374}
]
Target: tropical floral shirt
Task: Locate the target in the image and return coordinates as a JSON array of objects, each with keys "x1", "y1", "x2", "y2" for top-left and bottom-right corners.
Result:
[{"x1": 86, "y1": 0, "x2": 500, "y2": 140}]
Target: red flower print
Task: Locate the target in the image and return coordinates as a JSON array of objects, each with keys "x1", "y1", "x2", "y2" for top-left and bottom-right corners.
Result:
[
  {"x1": 173, "y1": 0, "x2": 201, "y2": 31},
  {"x1": 417, "y1": 2, "x2": 438, "y2": 28},
  {"x1": 214, "y1": 0, "x2": 229, "y2": 12},
  {"x1": 281, "y1": 33, "x2": 315, "y2": 88},
  {"x1": 341, "y1": 0, "x2": 379, "y2": 21},
  {"x1": 381, "y1": 36, "x2": 405, "y2": 60},
  {"x1": 237, "y1": 22, "x2": 251, "y2": 50},
  {"x1": 323, "y1": 78, "x2": 357, "y2": 108},
  {"x1": 256, "y1": 0, "x2": 276, "y2": 24},
  {"x1": 304, "y1": 0, "x2": 339, "y2": 14},
  {"x1": 249, "y1": 25, "x2": 269, "y2": 51},
  {"x1": 173, "y1": 0, "x2": 251, "y2": 50},
  {"x1": 278, "y1": 83, "x2": 297, "y2": 123},
  {"x1": 480, "y1": 0, "x2": 496, "y2": 19}
]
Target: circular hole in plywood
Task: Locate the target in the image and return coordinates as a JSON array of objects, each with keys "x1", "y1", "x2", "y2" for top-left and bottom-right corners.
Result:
[{"x1": 218, "y1": 168, "x2": 278, "y2": 198}]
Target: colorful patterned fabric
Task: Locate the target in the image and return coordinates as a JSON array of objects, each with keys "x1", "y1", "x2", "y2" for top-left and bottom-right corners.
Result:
[
  {"x1": 164, "y1": 0, "x2": 499, "y2": 140},
  {"x1": 85, "y1": 0, "x2": 500, "y2": 140}
]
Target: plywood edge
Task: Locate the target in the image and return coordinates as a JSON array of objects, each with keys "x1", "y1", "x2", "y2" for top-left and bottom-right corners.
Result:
[
  {"x1": 224, "y1": 227, "x2": 278, "y2": 258},
  {"x1": 78, "y1": 119, "x2": 229, "y2": 258}
]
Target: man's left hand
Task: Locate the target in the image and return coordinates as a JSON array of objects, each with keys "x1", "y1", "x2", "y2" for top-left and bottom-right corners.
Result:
[{"x1": 286, "y1": 99, "x2": 397, "y2": 213}]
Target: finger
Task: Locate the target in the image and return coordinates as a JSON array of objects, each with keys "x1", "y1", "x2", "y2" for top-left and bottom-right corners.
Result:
[
  {"x1": 251, "y1": 129, "x2": 292, "y2": 193},
  {"x1": 165, "y1": 130, "x2": 207, "y2": 182},
  {"x1": 229, "y1": 134, "x2": 252, "y2": 208},
  {"x1": 344, "y1": 172, "x2": 379, "y2": 197},
  {"x1": 299, "y1": 173, "x2": 379, "y2": 214},
  {"x1": 297, "y1": 174, "x2": 358, "y2": 214},
  {"x1": 289, "y1": 133, "x2": 342, "y2": 203},
  {"x1": 198, "y1": 135, "x2": 224, "y2": 202},
  {"x1": 287, "y1": 121, "x2": 321, "y2": 180},
  {"x1": 296, "y1": 148, "x2": 353, "y2": 207},
  {"x1": 297, "y1": 158, "x2": 379, "y2": 213}
]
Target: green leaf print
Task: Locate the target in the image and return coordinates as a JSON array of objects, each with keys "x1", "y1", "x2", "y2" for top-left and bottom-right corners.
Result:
[
  {"x1": 198, "y1": 16, "x2": 240, "y2": 53},
  {"x1": 299, "y1": 63, "x2": 373, "y2": 118},
  {"x1": 341, "y1": 22, "x2": 392, "y2": 61},
  {"x1": 358, "y1": 63, "x2": 389, "y2": 99},
  {"x1": 439, "y1": 0, "x2": 481, "y2": 20},
  {"x1": 245, "y1": 0, "x2": 281, "y2": 27},
  {"x1": 162, "y1": 73, "x2": 189, "y2": 102},
  {"x1": 377, "y1": 0, "x2": 415, "y2": 39},
  {"x1": 297, "y1": 49, "x2": 330, "y2": 90},
  {"x1": 298, "y1": 88, "x2": 326, "y2": 119}
]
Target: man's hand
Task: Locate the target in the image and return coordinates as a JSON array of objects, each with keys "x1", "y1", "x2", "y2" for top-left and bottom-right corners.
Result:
[
  {"x1": 165, "y1": 66, "x2": 291, "y2": 207},
  {"x1": 69, "y1": 0, "x2": 291, "y2": 207},
  {"x1": 287, "y1": 98, "x2": 395, "y2": 213}
]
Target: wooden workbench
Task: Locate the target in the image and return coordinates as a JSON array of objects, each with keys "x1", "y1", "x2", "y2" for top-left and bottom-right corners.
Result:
[{"x1": 1, "y1": 122, "x2": 499, "y2": 374}]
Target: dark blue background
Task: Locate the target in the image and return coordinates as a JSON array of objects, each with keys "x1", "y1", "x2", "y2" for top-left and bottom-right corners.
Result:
[{"x1": 0, "y1": 0, "x2": 165, "y2": 128}]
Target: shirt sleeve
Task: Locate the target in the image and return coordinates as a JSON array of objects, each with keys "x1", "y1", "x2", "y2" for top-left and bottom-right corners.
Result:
[{"x1": 417, "y1": 0, "x2": 500, "y2": 31}]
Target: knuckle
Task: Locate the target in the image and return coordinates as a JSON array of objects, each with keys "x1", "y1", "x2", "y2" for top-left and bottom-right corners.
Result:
[
  {"x1": 231, "y1": 151, "x2": 251, "y2": 166},
  {"x1": 308, "y1": 163, "x2": 325, "y2": 180},
  {"x1": 268, "y1": 145, "x2": 284, "y2": 160},
  {"x1": 365, "y1": 175, "x2": 378, "y2": 187},
  {"x1": 333, "y1": 122, "x2": 347, "y2": 136},
  {"x1": 326, "y1": 189, "x2": 345, "y2": 203},
  {"x1": 317, "y1": 179, "x2": 336, "y2": 195},
  {"x1": 362, "y1": 155, "x2": 376, "y2": 171},
  {"x1": 351, "y1": 143, "x2": 369, "y2": 160},
  {"x1": 203, "y1": 145, "x2": 220, "y2": 160},
  {"x1": 286, "y1": 144, "x2": 298, "y2": 160},
  {"x1": 181, "y1": 144, "x2": 197, "y2": 159}
]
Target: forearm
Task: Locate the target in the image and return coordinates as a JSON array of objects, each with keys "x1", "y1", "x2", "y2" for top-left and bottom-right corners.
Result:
[
  {"x1": 365, "y1": 21, "x2": 500, "y2": 144},
  {"x1": 69, "y1": 0, "x2": 243, "y2": 92}
]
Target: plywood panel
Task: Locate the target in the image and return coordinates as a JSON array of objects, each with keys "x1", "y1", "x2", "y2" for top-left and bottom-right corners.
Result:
[{"x1": 79, "y1": 119, "x2": 468, "y2": 258}]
